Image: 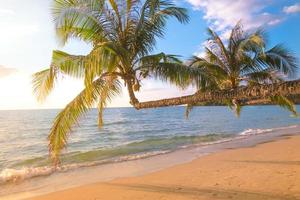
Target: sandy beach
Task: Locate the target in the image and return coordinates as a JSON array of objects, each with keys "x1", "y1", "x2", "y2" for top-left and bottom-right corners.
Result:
[{"x1": 29, "y1": 135, "x2": 300, "y2": 200}]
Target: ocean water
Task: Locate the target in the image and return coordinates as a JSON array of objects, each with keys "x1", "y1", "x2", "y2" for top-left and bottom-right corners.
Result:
[{"x1": 0, "y1": 106, "x2": 300, "y2": 184}]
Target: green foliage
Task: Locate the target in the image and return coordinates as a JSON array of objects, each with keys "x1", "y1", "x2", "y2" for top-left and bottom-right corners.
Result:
[
  {"x1": 32, "y1": 68, "x2": 57, "y2": 102},
  {"x1": 270, "y1": 95, "x2": 298, "y2": 117},
  {"x1": 185, "y1": 104, "x2": 194, "y2": 119},
  {"x1": 190, "y1": 22, "x2": 298, "y2": 116},
  {"x1": 191, "y1": 23, "x2": 297, "y2": 90},
  {"x1": 138, "y1": 53, "x2": 216, "y2": 90},
  {"x1": 224, "y1": 99, "x2": 242, "y2": 117}
]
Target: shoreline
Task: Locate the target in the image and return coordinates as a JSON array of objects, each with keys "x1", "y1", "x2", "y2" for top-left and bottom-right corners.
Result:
[
  {"x1": 1, "y1": 125, "x2": 298, "y2": 185},
  {"x1": 1, "y1": 126, "x2": 299, "y2": 200},
  {"x1": 30, "y1": 134, "x2": 300, "y2": 200}
]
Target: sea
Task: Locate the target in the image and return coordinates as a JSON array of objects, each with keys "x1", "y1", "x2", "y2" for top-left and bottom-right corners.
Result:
[{"x1": 0, "y1": 106, "x2": 300, "y2": 187}]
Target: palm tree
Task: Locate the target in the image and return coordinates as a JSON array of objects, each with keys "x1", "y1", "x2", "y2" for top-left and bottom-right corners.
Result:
[
  {"x1": 136, "y1": 23, "x2": 299, "y2": 116},
  {"x1": 186, "y1": 22, "x2": 298, "y2": 115},
  {"x1": 33, "y1": 0, "x2": 193, "y2": 163}
]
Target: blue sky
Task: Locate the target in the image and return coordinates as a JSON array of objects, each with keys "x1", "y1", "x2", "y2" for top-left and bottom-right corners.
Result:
[
  {"x1": 156, "y1": 0, "x2": 300, "y2": 59},
  {"x1": 0, "y1": 0, "x2": 299, "y2": 109}
]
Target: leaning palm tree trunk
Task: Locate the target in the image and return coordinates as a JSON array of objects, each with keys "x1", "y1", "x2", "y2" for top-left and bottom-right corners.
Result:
[{"x1": 133, "y1": 80, "x2": 300, "y2": 109}]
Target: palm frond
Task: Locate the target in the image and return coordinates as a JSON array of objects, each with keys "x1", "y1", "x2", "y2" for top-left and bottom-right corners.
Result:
[
  {"x1": 53, "y1": 0, "x2": 108, "y2": 44},
  {"x1": 243, "y1": 70, "x2": 283, "y2": 85},
  {"x1": 32, "y1": 68, "x2": 57, "y2": 102},
  {"x1": 52, "y1": 50, "x2": 86, "y2": 78},
  {"x1": 205, "y1": 47, "x2": 228, "y2": 71},
  {"x1": 270, "y1": 95, "x2": 298, "y2": 117},
  {"x1": 206, "y1": 28, "x2": 229, "y2": 66},
  {"x1": 228, "y1": 21, "x2": 244, "y2": 53},
  {"x1": 185, "y1": 104, "x2": 194, "y2": 119},
  {"x1": 138, "y1": 53, "x2": 215, "y2": 90},
  {"x1": 48, "y1": 77, "x2": 121, "y2": 163},
  {"x1": 225, "y1": 99, "x2": 242, "y2": 117},
  {"x1": 190, "y1": 55, "x2": 228, "y2": 80},
  {"x1": 264, "y1": 45, "x2": 298, "y2": 77},
  {"x1": 239, "y1": 54, "x2": 268, "y2": 76},
  {"x1": 83, "y1": 42, "x2": 120, "y2": 87},
  {"x1": 97, "y1": 77, "x2": 122, "y2": 127},
  {"x1": 133, "y1": 0, "x2": 189, "y2": 56},
  {"x1": 236, "y1": 29, "x2": 266, "y2": 54},
  {"x1": 32, "y1": 50, "x2": 86, "y2": 102}
]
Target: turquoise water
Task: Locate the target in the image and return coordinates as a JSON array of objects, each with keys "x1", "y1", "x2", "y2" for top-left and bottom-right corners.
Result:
[{"x1": 0, "y1": 106, "x2": 299, "y2": 183}]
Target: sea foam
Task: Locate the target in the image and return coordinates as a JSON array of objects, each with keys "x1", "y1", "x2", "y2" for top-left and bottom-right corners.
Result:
[
  {"x1": 0, "y1": 150, "x2": 170, "y2": 184},
  {"x1": 239, "y1": 125, "x2": 298, "y2": 136}
]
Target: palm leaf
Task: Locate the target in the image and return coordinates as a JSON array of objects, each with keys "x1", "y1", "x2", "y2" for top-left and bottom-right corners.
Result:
[
  {"x1": 206, "y1": 28, "x2": 230, "y2": 67},
  {"x1": 53, "y1": 0, "x2": 108, "y2": 44},
  {"x1": 133, "y1": 0, "x2": 188, "y2": 56},
  {"x1": 52, "y1": 50, "x2": 86, "y2": 78},
  {"x1": 32, "y1": 50, "x2": 86, "y2": 102},
  {"x1": 97, "y1": 77, "x2": 122, "y2": 127},
  {"x1": 270, "y1": 95, "x2": 298, "y2": 117},
  {"x1": 138, "y1": 53, "x2": 215, "y2": 90},
  {"x1": 264, "y1": 45, "x2": 298, "y2": 77},
  {"x1": 48, "y1": 77, "x2": 121, "y2": 163},
  {"x1": 244, "y1": 70, "x2": 283, "y2": 85},
  {"x1": 225, "y1": 99, "x2": 242, "y2": 117},
  {"x1": 32, "y1": 68, "x2": 57, "y2": 102},
  {"x1": 185, "y1": 104, "x2": 194, "y2": 119}
]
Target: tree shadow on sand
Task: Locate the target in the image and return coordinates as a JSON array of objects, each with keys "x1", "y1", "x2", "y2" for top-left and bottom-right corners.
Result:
[
  {"x1": 106, "y1": 183, "x2": 299, "y2": 200},
  {"x1": 229, "y1": 160, "x2": 300, "y2": 165}
]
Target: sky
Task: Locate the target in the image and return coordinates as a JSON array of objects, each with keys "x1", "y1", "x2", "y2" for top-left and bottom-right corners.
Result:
[{"x1": 0, "y1": 0, "x2": 299, "y2": 110}]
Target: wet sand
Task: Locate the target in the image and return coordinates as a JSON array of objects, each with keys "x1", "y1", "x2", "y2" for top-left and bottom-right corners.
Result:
[{"x1": 30, "y1": 135, "x2": 300, "y2": 200}]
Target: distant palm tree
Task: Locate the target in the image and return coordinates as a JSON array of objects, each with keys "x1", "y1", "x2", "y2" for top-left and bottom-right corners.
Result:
[
  {"x1": 33, "y1": 0, "x2": 193, "y2": 163},
  {"x1": 135, "y1": 22, "x2": 300, "y2": 115},
  {"x1": 187, "y1": 22, "x2": 298, "y2": 115}
]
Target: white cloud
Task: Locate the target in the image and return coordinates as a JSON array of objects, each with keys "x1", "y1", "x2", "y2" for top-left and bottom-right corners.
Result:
[
  {"x1": 283, "y1": 4, "x2": 300, "y2": 14},
  {"x1": 185, "y1": 0, "x2": 282, "y2": 32},
  {"x1": 268, "y1": 19, "x2": 282, "y2": 26},
  {"x1": 185, "y1": 0, "x2": 284, "y2": 58}
]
